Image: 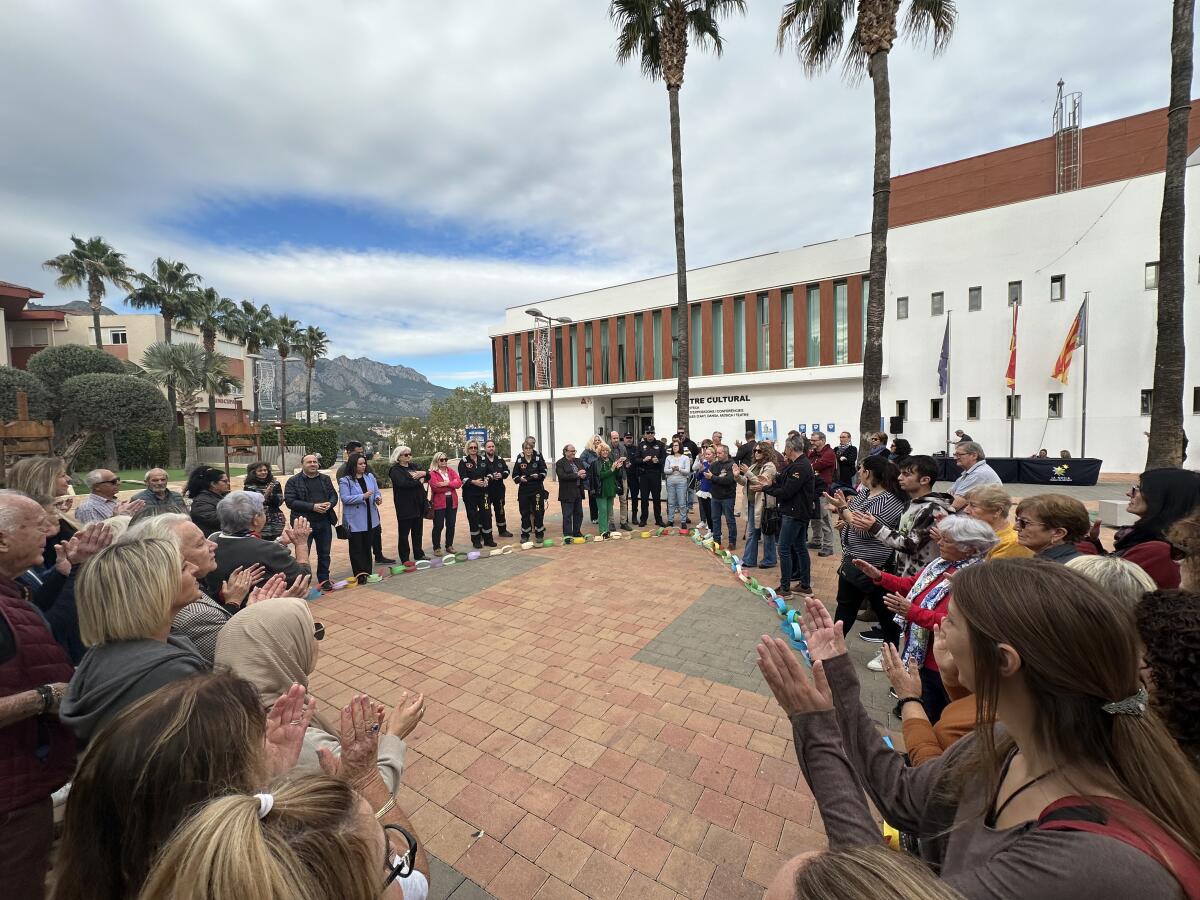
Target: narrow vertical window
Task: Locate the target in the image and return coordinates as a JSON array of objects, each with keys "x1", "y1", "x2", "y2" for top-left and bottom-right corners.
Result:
[
  {"x1": 757, "y1": 292, "x2": 770, "y2": 367},
  {"x1": 861, "y1": 278, "x2": 868, "y2": 353},
  {"x1": 968, "y1": 286, "x2": 982, "y2": 311},
  {"x1": 570, "y1": 328, "x2": 579, "y2": 385},
  {"x1": 584, "y1": 323, "x2": 593, "y2": 385},
  {"x1": 833, "y1": 280, "x2": 848, "y2": 364},
  {"x1": 806, "y1": 285, "x2": 821, "y2": 366},
  {"x1": 617, "y1": 316, "x2": 627, "y2": 381},
  {"x1": 514, "y1": 336, "x2": 523, "y2": 388},
  {"x1": 502, "y1": 336, "x2": 511, "y2": 390},
  {"x1": 690, "y1": 305, "x2": 702, "y2": 376},
  {"x1": 652, "y1": 310, "x2": 663, "y2": 379},
  {"x1": 600, "y1": 319, "x2": 610, "y2": 384},
  {"x1": 931, "y1": 292, "x2": 945, "y2": 316},
  {"x1": 554, "y1": 328, "x2": 564, "y2": 387},
  {"x1": 733, "y1": 296, "x2": 746, "y2": 373},
  {"x1": 634, "y1": 313, "x2": 644, "y2": 381},
  {"x1": 781, "y1": 288, "x2": 794, "y2": 367},
  {"x1": 712, "y1": 300, "x2": 724, "y2": 374}
]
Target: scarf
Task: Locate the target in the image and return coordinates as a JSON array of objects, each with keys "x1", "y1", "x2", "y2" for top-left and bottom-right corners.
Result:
[{"x1": 896, "y1": 553, "x2": 986, "y2": 668}]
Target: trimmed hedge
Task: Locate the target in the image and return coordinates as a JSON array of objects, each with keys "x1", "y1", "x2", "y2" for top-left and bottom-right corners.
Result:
[
  {"x1": 74, "y1": 428, "x2": 221, "y2": 472},
  {"x1": 283, "y1": 425, "x2": 338, "y2": 467}
]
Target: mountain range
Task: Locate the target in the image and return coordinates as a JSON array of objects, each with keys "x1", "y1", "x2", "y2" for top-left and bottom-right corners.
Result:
[{"x1": 272, "y1": 353, "x2": 453, "y2": 419}]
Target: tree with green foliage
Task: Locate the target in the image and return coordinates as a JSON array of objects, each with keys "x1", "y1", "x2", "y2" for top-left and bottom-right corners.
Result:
[
  {"x1": 778, "y1": 0, "x2": 956, "y2": 456},
  {"x1": 41, "y1": 236, "x2": 134, "y2": 350},
  {"x1": 611, "y1": 0, "x2": 746, "y2": 434},
  {"x1": 56, "y1": 374, "x2": 173, "y2": 468},
  {"x1": 272, "y1": 315, "x2": 302, "y2": 425},
  {"x1": 27, "y1": 344, "x2": 129, "y2": 467},
  {"x1": 126, "y1": 257, "x2": 203, "y2": 467},
  {"x1": 425, "y1": 382, "x2": 510, "y2": 457},
  {"x1": 179, "y1": 287, "x2": 239, "y2": 438},
  {"x1": 226, "y1": 300, "x2": 277, "y2": 423},
  {"x1": 295, "y1": 325, "x2": 330, "y2": 426},
  {"x1": 0, "y1": 368, "x2": 53, "y2": 421},
  {"x1": 141, "y1": 342, "x2": 241, "y2": 470}
]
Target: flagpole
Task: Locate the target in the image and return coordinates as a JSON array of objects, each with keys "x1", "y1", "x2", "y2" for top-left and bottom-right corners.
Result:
[
  {"x1": 1008, "y1": 305, "x2": 1017, "y2": 457},
  {"x1": 945, "y1": 310, "x2": 952, "y2": 453},
  {"x1": 1080, "y1": 292, "x2": 1090, "y2": 458}
]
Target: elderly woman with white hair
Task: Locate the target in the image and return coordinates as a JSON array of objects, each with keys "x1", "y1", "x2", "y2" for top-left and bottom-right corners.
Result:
[
  {"x1": 208, "y1": 491, "x2": 312, "y2": 597},
  {"x1": 853, "y1": 514, "x2": 999, "y2": 723}
]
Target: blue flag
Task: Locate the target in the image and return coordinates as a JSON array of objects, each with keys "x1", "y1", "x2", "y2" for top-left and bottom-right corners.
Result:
[{"x1": 937, "y1": 320, "x2": 950, "y2": 395}]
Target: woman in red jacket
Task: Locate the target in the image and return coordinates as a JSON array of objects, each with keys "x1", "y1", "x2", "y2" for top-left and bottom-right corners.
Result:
[
  {"x1": 427, "y1": 452, "x2": 462, "y2": 555},
  {"x1": 853, "y1": 515, "x2": 998, "y2": 723},
  {"x1": 1084, "y1": 467, "x2": 1200, "y2": 589}
]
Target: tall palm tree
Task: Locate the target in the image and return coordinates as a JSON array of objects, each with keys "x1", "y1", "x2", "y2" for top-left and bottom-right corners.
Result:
[
  {"x1": 141, "y1": 342, "x2": 241, "y2": 470},
  {"x1": 42, "y1": 235, "x2": 135, "y2": 468},
  {"x1": 272, "y1": 314, "x2": 302, "y2": 425},
  {"x1": 611, "y1": 0, "x2": 746, "y2": 433},
  {"x1": 1146, "y1": 0, "x2": 1194, "y2": 469},
  {"x1": 127, "y1": 258, "x2": 202, "y2": 467},
  {"x1": 179, "y1": 287, "x2": 239, "y2": 437},
  {"x1": 226, "y1": 300, "x2": 277, "y2": 423},
  {"x1": 295, "y1": 325, "x2": 330, "y2": 425},
  {"x1": 779, "y1": 0, "x2": 955, "y2": 455}
]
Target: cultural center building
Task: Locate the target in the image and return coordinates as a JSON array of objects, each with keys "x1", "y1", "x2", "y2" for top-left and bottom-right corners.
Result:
[{"x1": 489, "y1": 94, "x2": 1200, "y2": 474}]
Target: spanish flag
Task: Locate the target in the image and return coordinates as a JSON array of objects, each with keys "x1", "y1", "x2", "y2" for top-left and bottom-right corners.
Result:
[
  {"x1": 1005, "y1": 306, "x2": 1018, "y2": 389},
  {"x1": 1051, "y1": 301, "x2": 1086, "y2": 384}
]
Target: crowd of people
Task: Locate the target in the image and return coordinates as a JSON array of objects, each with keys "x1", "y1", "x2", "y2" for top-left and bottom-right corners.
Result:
[{"x1": 0, "y1": 429, "x2": 1198, "y2": 898}]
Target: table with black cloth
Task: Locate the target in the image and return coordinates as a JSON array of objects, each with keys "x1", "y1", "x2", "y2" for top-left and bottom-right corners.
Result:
[{"x1": 935, "y1": 456, "x2": 1102, "y2": 487}]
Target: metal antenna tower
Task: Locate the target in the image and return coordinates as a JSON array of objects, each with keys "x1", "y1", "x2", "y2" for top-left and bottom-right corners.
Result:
[{"x1": 1053, "y1": 79, "x2": 1083, "y2": 193}]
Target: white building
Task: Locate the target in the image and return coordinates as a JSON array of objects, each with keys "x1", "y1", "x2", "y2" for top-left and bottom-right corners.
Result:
[
  {"x1": 294, "y1": 410, "x2": 329, "y2": 423},
  {"x1": 489, "y1": 96, "x2": 1200, "y2": 474}
]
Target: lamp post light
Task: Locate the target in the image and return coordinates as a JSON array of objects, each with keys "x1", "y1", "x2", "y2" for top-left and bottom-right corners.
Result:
[{"x1": 525, "y1": 308, "x2": 572, "y2": 479}]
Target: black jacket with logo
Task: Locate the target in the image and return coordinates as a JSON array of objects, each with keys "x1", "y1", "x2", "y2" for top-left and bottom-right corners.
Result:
[
  {"x1": 511, "y1": 453, "x2": 547, "y2": 495},
  {"x1": 637, "y1": 439, "x2": 666, "y2": 476},
  {"x1": 763, "y1": 455, "x2": 818, "y2": 520},
  {"x1": 458, "y1": 455, "x2": 490, "y2": 497}
]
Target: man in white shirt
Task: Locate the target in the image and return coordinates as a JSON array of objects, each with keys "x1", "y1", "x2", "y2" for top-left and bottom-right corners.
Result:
[{"x1": 950, "y1": 442, "x2": 1001, "y2": 510}]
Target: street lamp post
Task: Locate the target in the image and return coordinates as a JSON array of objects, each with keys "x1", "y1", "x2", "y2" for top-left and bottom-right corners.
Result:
[{"x1": 525, "y1": 308, "x2": 572, "y2": 480}]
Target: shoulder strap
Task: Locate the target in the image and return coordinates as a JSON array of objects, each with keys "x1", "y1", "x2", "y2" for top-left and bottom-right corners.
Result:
[{"x1": 1039, "y1": 799, "x2": 1200, "y2": 899}]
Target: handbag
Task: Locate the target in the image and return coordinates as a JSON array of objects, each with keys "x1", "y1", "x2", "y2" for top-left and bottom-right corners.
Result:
[
  {"x1": 335, "y1": 523, "x2": 349, "y2": 540},
  {"x1": 838, "y1": 557, "x2": 877, "y2": 592},
  {"x1": 423, "y1": 497, "x2": 434, "y2": 520},
  {"x1": 761, "y1": 503, "x2": 782, "y2": 536}
]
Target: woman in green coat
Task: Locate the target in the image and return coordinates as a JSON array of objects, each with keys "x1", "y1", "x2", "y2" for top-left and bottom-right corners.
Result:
[{"x1": 588, "y1": 441, "x2": 623, "y2": 537}]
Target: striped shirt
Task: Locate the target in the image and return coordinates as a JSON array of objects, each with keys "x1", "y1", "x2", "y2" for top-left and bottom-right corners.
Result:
[{"x1": 840, "y1": 489, "x2": 907, "y2": 567}]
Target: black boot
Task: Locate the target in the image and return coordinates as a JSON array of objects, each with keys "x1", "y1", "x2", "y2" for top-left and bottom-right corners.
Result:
[
  {"x1": 535, "y1": 529, "x2": 545, "y2": 542},
  {"x1": 521, "y1": 531, "x2": 531, "y2": 542},
  {"x1": 472, "y1": 535, "x2": 482, "y2": 549},
  {"x1": 483, "y1": 532, "x2": 497, "y2": 548},
  {"x1": 499, "y1": 528, "x2": 514, "y2": 538}
]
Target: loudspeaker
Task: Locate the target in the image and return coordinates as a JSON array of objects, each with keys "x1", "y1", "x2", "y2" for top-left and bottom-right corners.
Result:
[{"x1": 889, "y1": 416, "x2": 904, "y2": 435}]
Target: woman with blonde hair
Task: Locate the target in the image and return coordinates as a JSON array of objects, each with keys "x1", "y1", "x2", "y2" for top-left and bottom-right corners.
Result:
[
  {"x1": 59, "y1": 536, "x2": 208, "y2": 743},
  {"x1": 1065, "y1": 555, "x2": 1156, "y2": 609},
  {"x1": 7, "y1": 455, "x2": 78, "y2": 566},
  {"x1": 963, "y1": 484, "x2": 1032, "y2": 559},
  {"x1": 588, "y1": 441, "x2": 620, "y2": 536},
  {"x1": 457, "y1": 439, "x2": 494, "y2": 549},
  {"x1": 580, "y1": 435, "x2": 602, "y2": 525},
  {"x1": 427, "y1": 451, "x2": 462, "y2": 555},
  {"x1": 767, "y1": 845, "x2": 960, "y2": 900}
]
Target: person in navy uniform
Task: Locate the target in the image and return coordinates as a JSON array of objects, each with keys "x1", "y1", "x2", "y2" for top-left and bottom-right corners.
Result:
[
  {"x1": 637, "y1": 424, "x2": 666, "y2": 527},
  {"x1": 511, "y1": 443, "x2": 547, "y2": 541},
  {"x1": 457, "y1": 439, "x2": 495, "y2": 549},
  {"x1": 482, "y1": 440, "x2": 513, "y2": 538}
]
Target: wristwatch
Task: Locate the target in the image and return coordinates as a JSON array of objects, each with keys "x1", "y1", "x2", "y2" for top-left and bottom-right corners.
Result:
[{"x1": 35, "y1": 684, "x2": 55, "y2": 714}]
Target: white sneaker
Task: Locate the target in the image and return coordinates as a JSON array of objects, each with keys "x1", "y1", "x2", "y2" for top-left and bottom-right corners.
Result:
[{"x1": 866, "y1": 652, "x2": 885, "y2": 672}]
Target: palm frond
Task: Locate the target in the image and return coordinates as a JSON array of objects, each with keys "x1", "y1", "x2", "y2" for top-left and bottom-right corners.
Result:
[
  {"x1": 611, "y1": 0, "x2": 664, "y2": 81},
  {"x1": 686, "y1": 0, "x2": 745, "y2": 56},
  {"x1": 777, "y1": 0, "x2": 855, "y2": 76},
  {"x1": 903, "y1": 0, "x2": 957, "y2": 54}
]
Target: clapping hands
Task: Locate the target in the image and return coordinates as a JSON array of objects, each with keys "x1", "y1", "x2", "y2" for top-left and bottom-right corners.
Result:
[
  {"x1": 851, "y1": 558, "x2": 882, "y2": 582},
  {"x1": 54, "y1": 522, "x2": 114, "y2": 575},
  {"x1": 316, "y1": 694, "x2": 380, "y2": 791},
  {"x1": 222, "y1": 564, "x2": 267, "y2": 606},
  {"x1": 114, "y1": 498, "x2": 146, "y2": 516},
  {"x1": 263, "y1": 683, "x2": 315, "y2": 775}
]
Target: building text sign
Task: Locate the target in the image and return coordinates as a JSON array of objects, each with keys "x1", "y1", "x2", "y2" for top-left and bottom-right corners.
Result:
[{"x1": 686, "y1": 394, "x2": 751, "y2": 420}]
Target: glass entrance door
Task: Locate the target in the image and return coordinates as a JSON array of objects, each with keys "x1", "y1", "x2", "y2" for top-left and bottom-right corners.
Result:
[{"x1": 606, "y1": 395, "x2": 654, "y2": 439}]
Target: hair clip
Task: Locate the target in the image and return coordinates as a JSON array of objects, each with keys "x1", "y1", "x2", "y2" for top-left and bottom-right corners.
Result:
[
  {"x1": 254, "y1": 793, "x2": 274, "y2": 819},
  {"x1": 1102, "y1": 685, "x2": 1148, "y2": 716}
]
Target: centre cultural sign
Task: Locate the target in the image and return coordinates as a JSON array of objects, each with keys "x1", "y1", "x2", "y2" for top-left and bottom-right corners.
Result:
[{"x1": 685, "y1": 394, "x2": 752, "y2": 419}]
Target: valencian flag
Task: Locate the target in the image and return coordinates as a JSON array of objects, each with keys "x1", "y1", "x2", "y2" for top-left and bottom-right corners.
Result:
[
  {"x1": 1051, "y1": 301, "x2": 1087, "y2": 384},
  {"x1": 937, "y1": 320, "x2": 950, "y2": 395},
  {"x1": 1005, "y1": 306, "x2": 1018, "y2": 389}
]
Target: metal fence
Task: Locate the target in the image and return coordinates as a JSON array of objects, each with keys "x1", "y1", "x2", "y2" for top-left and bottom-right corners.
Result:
[{"x1": 195, "y1": 445, "x2": 309, "y2": 475}]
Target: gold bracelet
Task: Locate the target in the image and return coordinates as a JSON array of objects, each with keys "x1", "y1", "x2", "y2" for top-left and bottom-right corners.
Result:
[{"x1": 375, "y1": 796, "x2": 397, "y2": 820}]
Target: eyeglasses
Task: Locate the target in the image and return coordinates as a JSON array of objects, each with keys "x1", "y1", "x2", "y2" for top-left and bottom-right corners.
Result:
[
  {"x1": 399, "y1": 452, "x2": 412, "y2": 457},
  {"x1": 382, "y1": 824, "x2": 417, "y2": 888},
  {"x1": 312, "y1": 622, "x2": 325, "y2": 641},
  {"x1": 1014, "y1": 517, "x2": 1045, "y2": 530},
  {"x1": 1127, "y1": 485, "x2": 1142, "y2": 498},
  {"x1": 98, "y1": 478, "x2": 121, "y2": 486}
]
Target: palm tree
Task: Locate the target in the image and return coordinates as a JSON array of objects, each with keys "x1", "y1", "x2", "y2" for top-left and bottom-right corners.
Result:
[
  {"x1": 226, "y1": 300, "x2": 277, "y2": 423},
  {"x1": 179, "y1": 287, "x2": 239, "y2": 437},
  {"x1": 127, "y1": 258, "x2": 202, "y2": 467},
  {"x1": 42, "y1": 235, "x2": 135, "y2": 468},
  {"x1": 141, "y1": 342, "x2": 242, "y2": 470},
  {"x1": 611, "y1": 0, "x2": 745, "y2": 433},
  {"x1": 1146, "y1": 0, "x2": 1194, "y2": 469},
  {"x1": 778, "y1": 0, "x2": 955, "y2": 456},
  {"x1": 295, "y1": 326, "x2": 330, "y2": 425},
  {"x1": 42, "y1": 235, "x2": 134, "y2": 349},
  {"x1": 272, "y1": 314, "x2": 302, "y2": 425}
]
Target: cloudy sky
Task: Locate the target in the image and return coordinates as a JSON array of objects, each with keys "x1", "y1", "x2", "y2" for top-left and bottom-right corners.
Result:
[{"x1": 2, "y1": 1, "x2": 1192, "y2": 386}]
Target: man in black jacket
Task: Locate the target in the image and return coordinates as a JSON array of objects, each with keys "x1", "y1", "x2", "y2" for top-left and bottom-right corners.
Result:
[
  {"x1": 636, "y1": 425, "x2": 666, "y2": 527},
  {"x1": 760, "y1": 434, "x2": 815, "y2": 598},
  {"x1": 284, "y1": 454, "x2": 339, "y2": 586},
  {"x1": 708, "y1": 444, "x2": 738, "y2": 547},
  {"x1": 482, "y1": 440, "x2": 513, "y2": 538}
]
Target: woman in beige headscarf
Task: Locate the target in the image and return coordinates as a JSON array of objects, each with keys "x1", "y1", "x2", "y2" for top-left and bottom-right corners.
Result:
[{"x1": 214, "y1": 597, "x2": 423, "y2": 793}]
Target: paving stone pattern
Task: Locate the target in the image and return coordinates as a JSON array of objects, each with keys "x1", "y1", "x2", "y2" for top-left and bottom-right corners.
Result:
[{"x1": 374, "y1": 554, "x2": 553, "y2": 607}]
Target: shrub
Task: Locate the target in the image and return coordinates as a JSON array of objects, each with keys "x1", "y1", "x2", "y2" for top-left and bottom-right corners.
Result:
[
  {"x1": 283, "y1": 424, "x2": 338, "y2": 465},
  {"x1": 0, "y1": 367, "x2": 53, "y2": 420}
]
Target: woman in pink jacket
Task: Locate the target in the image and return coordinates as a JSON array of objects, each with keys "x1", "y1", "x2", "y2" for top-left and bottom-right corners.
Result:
[{"x1": 428, "y1": 451, "x2": 462, "y2": 555}]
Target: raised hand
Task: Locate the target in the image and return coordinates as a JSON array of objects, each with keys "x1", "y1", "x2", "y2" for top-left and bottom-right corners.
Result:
[
  {"x1": 800, "y1": 596, "x2": 848, "y2": 662},
  {"x1": 263, "y1": 683, "x2": 314, "y2": 775},
  {"x1": 824, "y1": 491, "x2": 848, "y2": 512},
  {"x1": 222, "y1": 564, "x2": 266, "y2": 607},
  {"x1": 385, "y1": 690, "x2": 426, "y2": 740},
  {"x1": 882, "y1": 591, "x2": 912, "y2": 617},
  {"x1": 55, "y1": 522, "x2": 114, "y2": 574},
  {"x1": 756, "y1": 635, "x2": 832, "y2": 716},
  {"x1": 284, "y1": 574, "x2": 313, "y2": 598},
  {"x1": 850, "y1": 558, "x2": 882, "y2": 582},
  {"x1": 249, "y1": 572, "x2": 288, "y2": 604},
  {"x1": 290, "y1": 516, "x2": 312, "y2": 543},
  {"x1": 332, "y1": 694, "x2": 380, "y2": 790},
  {"x1": 880, "y1": 643, "x2": 923, "y2": 700},
  {"x1": 847, "y1": 510, "x2": 876, "y2": 531},
  {"x1": 115, "y1": 498, "x2": 146, "y2": 516}
]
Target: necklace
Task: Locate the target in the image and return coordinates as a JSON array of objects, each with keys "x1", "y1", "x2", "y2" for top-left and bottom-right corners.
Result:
[{"x1": 986, "y1": 753, "x2": 1061, "y2": 827}]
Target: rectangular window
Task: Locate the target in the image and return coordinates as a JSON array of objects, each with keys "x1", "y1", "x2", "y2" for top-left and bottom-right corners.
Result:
[
  {"x1": 29, "y1": 326, "x2": 50, "y2": 347},
  {"x1": 634, "y1": 314, "x2": 644, "y2": 381},
  {"x1": 1145, "y1": 262, "x2": 1159, "y2": 290},
  {"x1": 833, "y1": 281, "x2": 848, "y2": 364},
  {"x1": 897, "y1": 296, "x2": 909, "y2": 319},
  {"x1": 967, "y1": 396, "x2": 980, "y2": 420},
  {"x1": 732, "y1": 296, "x2": 746, "y2": 373},
  {"x1": 1008, "y1": 280, "x2": 1022, "y2": 306},
  {"x1": 757, "y1": 292, "x2": 770, "y2": 367},
  {"x1": 1141, "y1": 389, "x2": 1153, "y2": 416},
  {"x1": 782, "y1": 288, "x2": 795, "y2": 368},
  {"x1": 599, "y1": 318, "x2": 610, "y2": 384},
  {"x1": 652, "y1": 310, "x2": 662, "y2": 379},
  {"x1": 861, "y1": 278, "x2": 869, "y2": 353},
  {"x1": 616, "y1": 317, "x2": 627, "y2": 381},
  {"x1": 1050, "y1": 274, "x2": 1066, "y2": 302},
  {"x1": 514, "y1": 336, "x2": 524, "y2": 388},
  {"x1": 1006, "y1": 394, "x2": 1021, "y2": 419},
  {"x1": 968, "y1": 286, "x2": 982, "y2": 311},
  {"x1": 806, "y1": 285, "x2": 821, "y2": 366},
  {"x1": 930, "y1": 398, "x2": 943, "y2": 421},
  {"x1": 554, "y1": 328, "x2": 564, "y2": 387},
  {"x1": 1193, "y1": 386, "x2": 1200, "y2": 414},
  {"x1": 690, "y1": 305, "x2": 702, "y2": 376},
  {"x1": 584, "y1": 323, "x2": 593, "y2": 385},
  {"x1": 896, "y1": 400, "x2": 908, "y2": 421},
  {"x1": 1048, "y1": 392, "x2": 1063, "y2": 419},
  {"x1": 501, "y1": 336, "x2": 511, "y2": 390},
  {"x1": 528, "y1": 333, "x2": 535, "y2": 388},
  {"x1": 570, "y1": 328, "x2": 579, "y2": 385},
  {"x1": 711, "y1": 300, "x2": 724, "y2": 375},
  {"x1": 109, "y1": 328, "x2": 128, "y2": 345},
  {"x1": 931, "y1": 291, "x2": 945, "y2": 316}
]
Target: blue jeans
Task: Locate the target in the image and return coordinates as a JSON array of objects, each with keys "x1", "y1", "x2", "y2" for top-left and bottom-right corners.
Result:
[
  {"x1": 666, "y1": 480, "x2": 688, "y2": 525},
  {"x1": 560, "y1": 499, "x2": 584, "y2": 537},
  {"x1": 711, "y1": 497, "x2": 736, "y2": 545},
  {"x1": 778, "y1": 515, "x2": 811, "y2": 591},
  {"x1": 743, "y1": 525, "x2": 777, "y2": 567},
  {"x1": 307, "y1": 523, "x2": 333, "y2": 583}
]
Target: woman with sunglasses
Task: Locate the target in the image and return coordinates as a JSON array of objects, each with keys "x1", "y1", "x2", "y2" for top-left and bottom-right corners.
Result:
[
  {"x1": 1082, "y1": 468, "x2": 1200, "y2": 589},
  {"x1": 738, "y1": 441, "x2": 780, "y2": 569},
  {"x1": 427, "y1": 452, "x2": 462, "y2": 555},
  {"x1": 1012, "y1": 494, "x2": 1090, "y2": 563},
  {"x1": 216, "y1": 597, "x2": 423, "y2": 794},
  {"x1": 388, "y1": 446, "x2": 429, "y2": 564},
  {"x1": 458, "y1": 440, "x2": 495, "y2": 549}
]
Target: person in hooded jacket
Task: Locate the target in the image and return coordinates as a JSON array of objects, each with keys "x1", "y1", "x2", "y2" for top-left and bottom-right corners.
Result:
[{"x1": 511, "y1": 443, "x2": 547, "y2": 542}]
